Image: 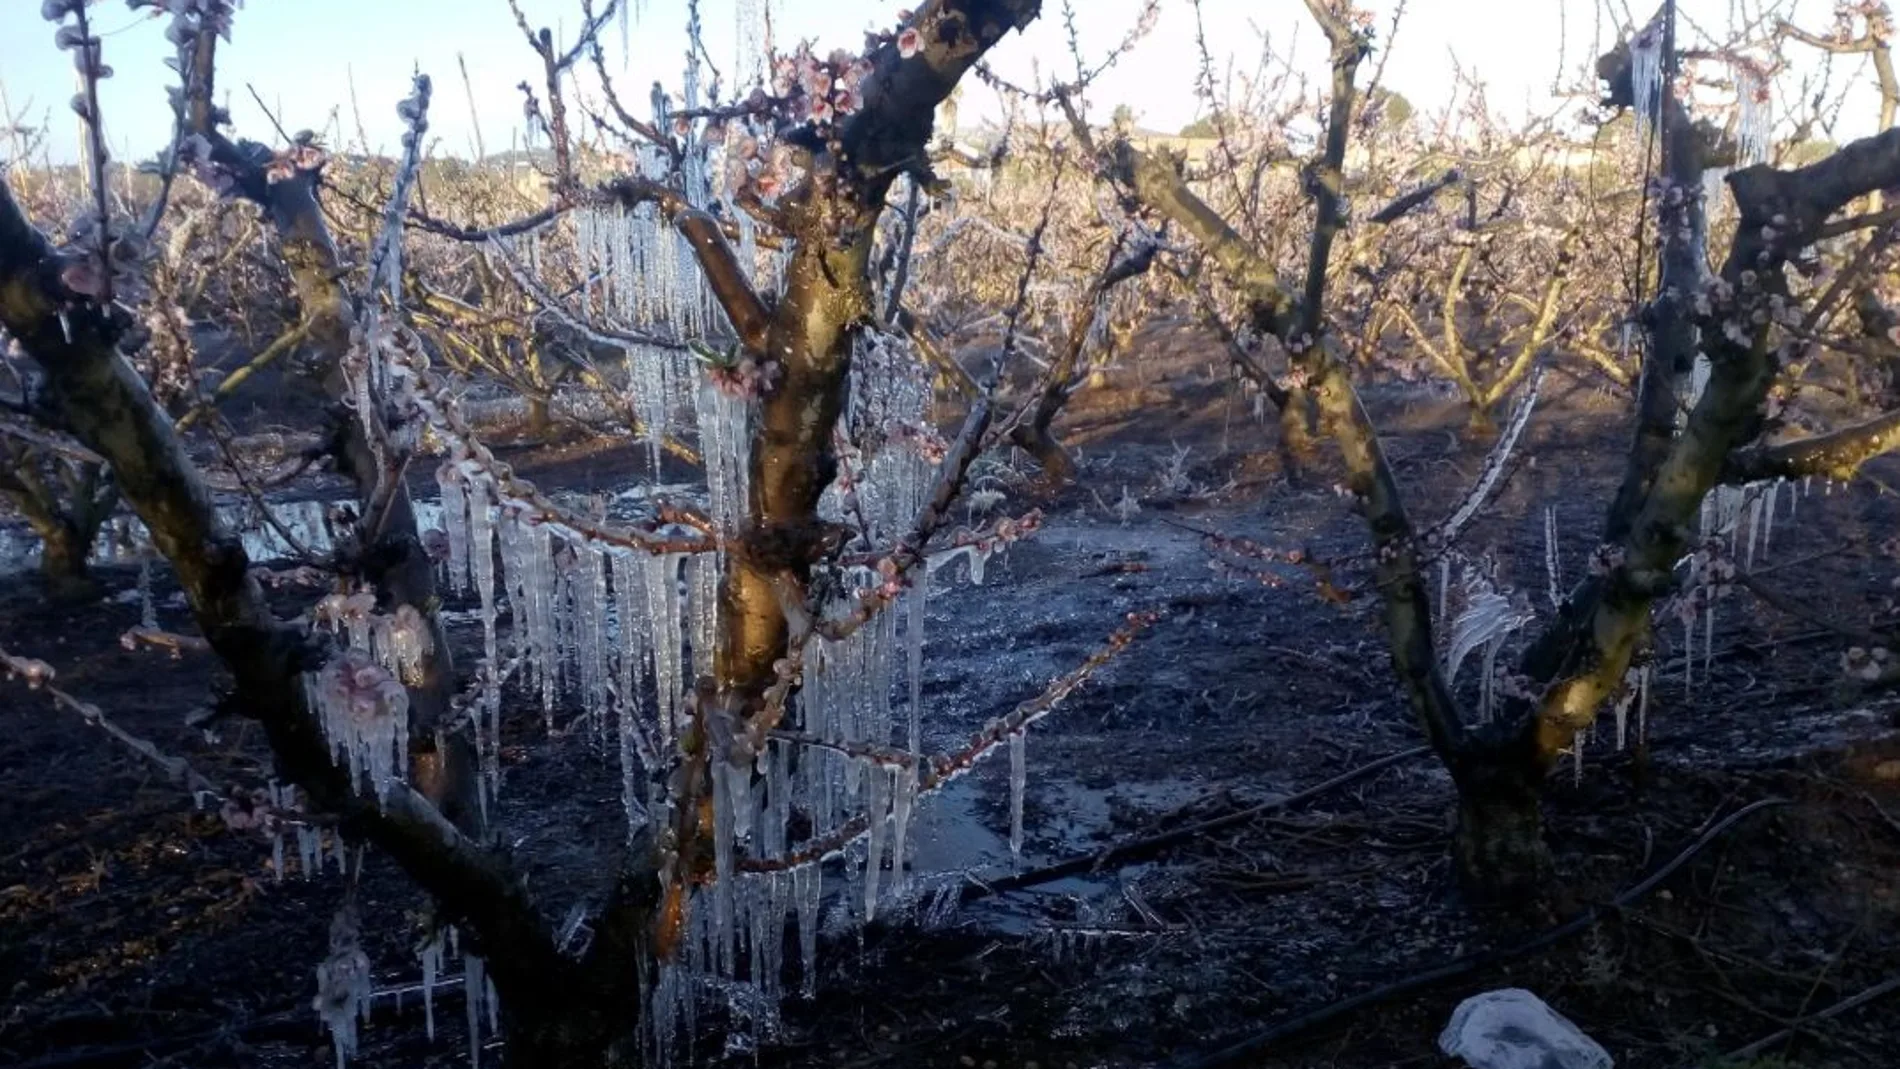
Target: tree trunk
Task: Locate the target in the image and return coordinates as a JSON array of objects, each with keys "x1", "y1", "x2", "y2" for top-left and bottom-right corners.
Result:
[
  {"x1": 34, "y1": 517, "x2": 97, "y2": 601},
  {"x1": 1009, "y1": 421, "x2": 1075, "y2": 487},
  {"x1": 1450, "y1": 758, "x2": 1552, "y2": 898},
  {"x1": 525, "y1": 394, "x2": 554, "y2": 440},
  {"x1": 1278, "y1": 388, "x2": 1319, "y2": 482},
  {"x1": 498, "y1": 996, "x2": 641, "y2": 1069}
]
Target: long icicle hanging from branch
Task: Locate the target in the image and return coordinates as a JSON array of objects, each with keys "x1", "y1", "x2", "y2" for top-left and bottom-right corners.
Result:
[{"x1": 1630, "y1": 21, "x2": 1664, "y2": 142}]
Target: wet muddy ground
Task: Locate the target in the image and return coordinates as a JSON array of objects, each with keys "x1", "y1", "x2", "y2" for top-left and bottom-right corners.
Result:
[{"x1": 4, "y1": 352, "x2": 1900, "y2": 1069}]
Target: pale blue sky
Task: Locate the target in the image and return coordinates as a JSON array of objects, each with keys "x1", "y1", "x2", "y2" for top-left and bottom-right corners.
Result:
[{"x1": 0, "y1": 1, "x2": 1886, "y2": 165}]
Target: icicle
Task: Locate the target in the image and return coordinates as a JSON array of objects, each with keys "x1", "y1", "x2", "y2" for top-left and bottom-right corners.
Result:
[
  {"x1": 761, "y1": 870, "x2": 786, "y2": 994},
  {"x1": 890, "y1": 763, "x2": 915, "y2": 894},
  {"x1": 577, "y1": 544, "x2": 610, "y2": 732},
  {"x1": 529, "y1": 523, "x2": 558, "y2": 724},
  {"x1": 1745, "y1": 493, "x2": 1762, "y2": 568},
  {"x1": 763, "y1": 740, "x2": 789, "y2": 860},
  {"x1": 1638, "y1": 663, "x2": 1651, "y2": 742},
  {"x1": 313, "y1": 907, "x2": 372, "y2": 1069},
  {"x1": 695, "y1": 382, "x2": 752, "y2": 539},
  {"x1": 906, "y1": 577, "x2": 926, "y2": 756},
  {"x1": 646, "y1": 554, "x2": 684, "y2": 742},
  {"x1": 611, "y1": 551, "x2": 653, "y2": 836},
  {"x1": 735, "y1": 0, "x2": 766, "y2": 88},
  {"x1": 629, "y1": 344, "x2": 672, "y2": 474},
  {"x1": 1683, "y1": 614, "x2": 1695, "y2": 695},
  {"x1": 419, "y1": 928, "x2": 445, "y2": 1041},
  {"x1": 864, "y1": 763, "x2": 889, "y2": 921},
  {"x1": 1008, "y1": 731, "x2": 1026, "y2": 857},
  {"x1": 1734, "y1": 63, "x2": 1770, "y2": 165},
  {"x1": 437, "y1": 465, "x2": 468, "y2": 594},
  {"x1": 1755, "y1": 478, "x2": 1770, "y2": 558},
  {"x1": 1479, "y1": 637, "x2": 1505, "y2": 722},
  {"x1": 1613, "y1": 672, "x2": 1632, "y2": 751},
  {"x1": 1544, "y1": 505, "x2": 1562, "y2": 608},
  {"x1": 467, "y1": 480, "x2": 499, "y2": 811},
  {"x1": 1705, "y1": 593, "x2": 1716, "y2": 679},
  {"x1": 298, "y1": 824, "x2": 320, "y2": 878},
  {"x1": 1703, "y1": 166, "x2": 1730, "y2": 221},
  {"x1": 686, "y1": 552, "x2": 720, "y2": 682},
  {"x1": 712, "y1": 758, "x2": 739, "y2": 976},
  {"x1": 794, "y1": 862, "x2": 820, "y2": 997},
  {"x1": 464, "y1": 952, "x2": 486, "y2": 1069},
  {"x1": 1630, "y1": 25, "x2": 1663, "y2": 141}
]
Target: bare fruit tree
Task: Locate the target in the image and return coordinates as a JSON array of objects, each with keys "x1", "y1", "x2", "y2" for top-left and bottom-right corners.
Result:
[{"x1": 1066, "y1": 0, "x2": 1900, "y2": 892}]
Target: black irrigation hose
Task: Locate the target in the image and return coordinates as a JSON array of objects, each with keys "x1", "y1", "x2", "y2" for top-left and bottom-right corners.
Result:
[{"x1": 1179, "y1": 797, "x2": 1794, "y2": 1069}]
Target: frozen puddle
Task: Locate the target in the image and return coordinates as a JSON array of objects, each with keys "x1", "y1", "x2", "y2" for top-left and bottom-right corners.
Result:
[{"x1": 902, "y1": 773, "x2": 1206, "y2": 935}]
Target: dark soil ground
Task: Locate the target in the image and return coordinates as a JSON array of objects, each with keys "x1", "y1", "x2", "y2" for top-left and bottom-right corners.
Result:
[{"x1": 4, "y1": 336, "x2": 1900, "y2": 1069}]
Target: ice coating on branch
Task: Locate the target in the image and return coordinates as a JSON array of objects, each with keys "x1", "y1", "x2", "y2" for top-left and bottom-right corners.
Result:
[
  {"x1": 307, "y1": 649, "x2": 410, "y2": 802},
  {"x1": 1444, "y1": 571, "x2": 1531, "y2": 689},
  {"x1": 313, "y1": 907, "x2": 373, "y2": 1069}
]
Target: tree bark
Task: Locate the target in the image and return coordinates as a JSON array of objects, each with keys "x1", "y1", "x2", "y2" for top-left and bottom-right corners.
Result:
[
  {"x1": 33, "y1": 516, "x2": 96, "y2": 600},
  {"x1": 525, "y1": 393, "x2": 554, "y2": 439},
  {"x1": 1452, "y1": 778, "x2": 1551, "y2": 898},
  {"x1": 1009, "y1": 421, "x2": 1075, "y2": 485}
]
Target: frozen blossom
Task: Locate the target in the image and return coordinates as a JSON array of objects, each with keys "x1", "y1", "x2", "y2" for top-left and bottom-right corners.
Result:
[{"x1": 306, "y1": 649, "x2": 410, "y2": 802}]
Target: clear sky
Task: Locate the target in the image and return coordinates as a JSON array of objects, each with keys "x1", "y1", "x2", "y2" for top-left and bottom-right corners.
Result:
[{"x1": 0, "y1": 1, "x2": 1886, "y2": 166}]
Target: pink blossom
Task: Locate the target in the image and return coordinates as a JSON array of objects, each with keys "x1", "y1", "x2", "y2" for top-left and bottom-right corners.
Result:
[
  {"x1": 898, "y1": 27, "x2": 922, "y2": 58},
  {"x1": 59, "y1": 259, "x2": 108, "y2": 298}
]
